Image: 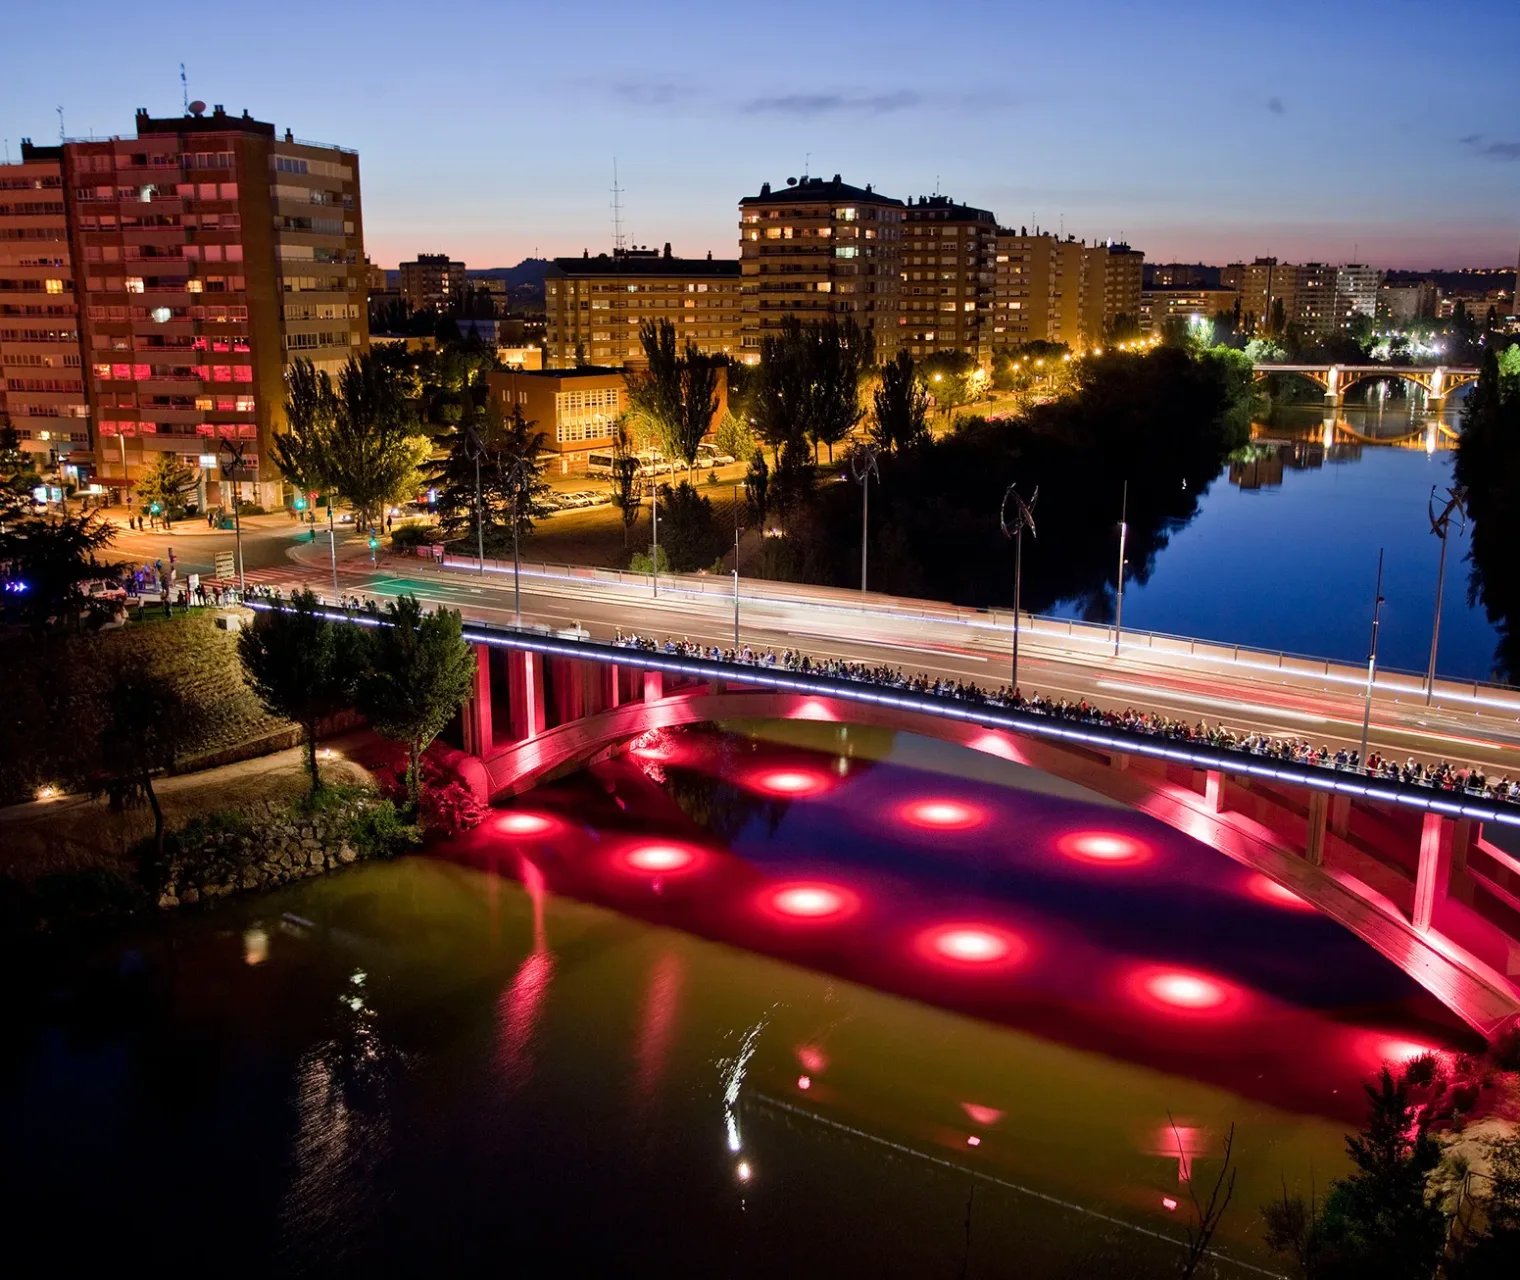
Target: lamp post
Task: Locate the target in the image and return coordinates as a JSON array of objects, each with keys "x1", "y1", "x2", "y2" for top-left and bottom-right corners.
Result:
[
  {"x1": 999, "y1": 482, "x2": 1038, "y2": 694},
  {"x1": 850, "y1": 443, "x2": 879, "y2": 593},
  {"x1": 502, "y1": 454, "x2": 531, "y2": 622},
  {"x1": 1424, "y1": 486, "x2": 1466, "y2": 705},
  {"x1": 1358, "y1": 548, "x2": 1386, "y2": 768},
  {"x1": 1113, "y1": 479, "x2": 1128, "y2": 657},
  {"x1": 217, "y1": 437, "x2": 247, "y2": 596},
  {"x1": 462, "y1": 422, "x2": 486, "y2": 576},
  {"x1": 732, "y1": 480, "x2": 746, "y2": 651},
  {"x1": 651, "y1": 478, "x2": 659, "y2": 599}
]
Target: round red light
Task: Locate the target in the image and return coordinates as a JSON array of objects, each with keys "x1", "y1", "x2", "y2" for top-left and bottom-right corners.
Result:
[
  {"x1": 762, "y1": 881, "x2": 861, "y2": 922},
  {"x1": 902, "y1": 799, "x2": 984, "y2": 830},
  {"x1": 1057, "y1": 831, "x2": 1149, "y2": 866},
  {"x1": 1125, "y1": 965, "x2": 1243, "y2": 1017},
  {"x1": 498, "y1": 812, "x2": 555, "y2": 836},
  {"x1": 918, "y1": 924, "x2": 1026, "y2": 968},
  {"x1": 750, "y1": 768, "x2": 829, "y2": 797},
  {"x1": 620, "y1": 843, "x2": 700, "y2": 875}
]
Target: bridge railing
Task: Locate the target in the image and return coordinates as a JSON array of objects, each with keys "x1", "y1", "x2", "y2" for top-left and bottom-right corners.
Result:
[{"x1": 426, "y1": 552, "x2": 1520, "y2": 715}]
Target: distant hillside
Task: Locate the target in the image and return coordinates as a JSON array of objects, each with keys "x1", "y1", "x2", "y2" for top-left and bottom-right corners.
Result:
[{"x1": 470, "y1": 258, "x2": 548, "y2": 311}]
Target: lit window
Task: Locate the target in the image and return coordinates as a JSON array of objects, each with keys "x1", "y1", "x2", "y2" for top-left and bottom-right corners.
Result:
[
  {"x1": 45, "y1": 278, "x2": 64, "y2": 295},
  {"x1": 186, "y1": 279, "x2": 203, "y2": 293},
  {"x1": 235, "y1": 395, "x2": 255, "y2": 411},
  {"x1": 125, "y1": 278, "x2": 144, "y2": 293}
]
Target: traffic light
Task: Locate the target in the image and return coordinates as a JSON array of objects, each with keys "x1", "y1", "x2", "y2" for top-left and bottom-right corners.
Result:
[
  {"x1": 293, "y1": 495, "x2": 307, "y2": 511},
  {"x1": 368, "y1": 534, "x2": 379, "y2": 550},
  {"x1": 149, "y1": 502, "x2": 162, "y2": 515}
]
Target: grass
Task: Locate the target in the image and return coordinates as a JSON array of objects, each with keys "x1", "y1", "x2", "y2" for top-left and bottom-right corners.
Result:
[{"x1": 522, "y1": 490, "x2": 751, "y2": 572}]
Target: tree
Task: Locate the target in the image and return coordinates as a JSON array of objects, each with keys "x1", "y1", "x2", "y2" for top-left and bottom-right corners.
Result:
[
  {"x1": 1175, "y1": 1117, "x2": 1238, "y2": 1279},
  {"x1": 807, "y1": 316, "x2": 874, "y2": 460},
  {"x1": 1451, "y1": 1134, "x2": 1520, "y2": 1276},
  {"x1": 135, "y1": 452, "x2": 198, "y2": 524},
  {"x1": 753, "y1": 317, "x2": 815, "y2": 458},
  {"x1": 871, "y1": 350, "x2": 931, "y2": 452},
  {"x1": 93, "y1": 665, "x2": 196, "y2": 862},
  {"x1": 658, "y1": 481, "x2": 725, "y2": 572},
  {"x1": 744, "y1": 448, "x2": 769, "y2": 525},
  {"x1": 626, "y1": 320, "x2": 720, "y2": 479},
  {"x1": 609, "y1": 420, "x2": 644, "y2": 548},
  {"x1": 430, "y1": 402, "x2": 550, "y2": 552},
  {"x1": 0, "y1": 419, "x2": 41, "y2": 523},
  {"x1": 272, "y1": 358, "x2": 337, "y2": 500},
  {"x1": 321, "y1": 353, "x2": 430, "y2": 528},
  {"x1": 494, "y1": 405, "x2": 553, "y2": 545},
  {"x1": 237, "y1": 589, "x2": 369, "y2": 797},
  {"x1": 919, "y1": 350, "x2": 977, "y2": 419},
  {"x1": 359, "y1": 594, "x2": 475, "y2": 810},
  {"x1": 0, "y1": 510, "x2": 117, "y2": 630},
  {"x1": 713, "y1": 410, "x2": 756, "y2": 463},
  {"x1": 676, "y1": 346, "x2": 721, "y2": 480}
]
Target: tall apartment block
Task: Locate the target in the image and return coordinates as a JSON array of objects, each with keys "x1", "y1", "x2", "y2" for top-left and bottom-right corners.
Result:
[
  {"x1": 992, "y1": 230, "x2": 1088, "y2": 347},
  {"x1": 399, "y1": 253, "x2": 466, "y2": 312},
  {"x1": 1221, "y1": 258, "x2": 1383, "y2": 338},
  {"x1": 60, "y1": 105, "x2": 365, "y2": 506},
  {"x1": 0, "y1": 144, "x2": 89, "y2": 465},
  {"x1": 543, "y1": 244, "x2": 740, "y2": 369},
  {"x1": 1082, "y1": 242, "x2": 1144, "y2": 344},
  {"x1": 901, "y1": 196, "x2": 997, "y2": 360},
  {"x1": 739, "y1": 176, "x2": 904, "y2": 363}
]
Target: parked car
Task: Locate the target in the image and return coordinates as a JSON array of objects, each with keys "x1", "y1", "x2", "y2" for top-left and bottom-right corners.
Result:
[{"x1": 698, "y1": 444, "x2": 736, "y2": 467}]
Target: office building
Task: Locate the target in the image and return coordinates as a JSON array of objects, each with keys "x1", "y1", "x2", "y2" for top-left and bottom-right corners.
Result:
[
  {"x1": 543, "y1": 244, "x2": 740, "y2": 369},
  {"x1": 487, "y1": 363, "x2": 728, "y2": 475},
  {"x1": 738, "y1": 175, "x2": 904, "y2": 362},
  {"x1": 63, "y1": 104, "x2": 366, "y2": 506},
  {"x1": 0, "y1": 143, "x2": 89, "y2": 465},
  {"x1": 399, "y1": 253, "x2": 466, "y2": 312},
  {"x1": 900, "y1": 196, "x2": 997, "y2": 360}
]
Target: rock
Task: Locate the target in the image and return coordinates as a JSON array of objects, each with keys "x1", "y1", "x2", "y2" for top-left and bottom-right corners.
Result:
[
  {"x1": 308, "y1": 849, "x2": 324, "y2": 868},
  {"x1": 181, "y1": 888, "x2": 200, "y2": 905},
  {"x1": 337, "y1": 846, "x2": 357, "y2": 864}
]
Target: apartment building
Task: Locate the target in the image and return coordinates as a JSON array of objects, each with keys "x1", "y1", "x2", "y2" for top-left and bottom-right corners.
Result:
[
  {"x1": 1377, "y1": 281, "x2": 1438, "y2": 323},
  {"x1": 1221, "y1": 258, "x2": 1381, "y2": 337},
  {"x1": 738, "y1": 175, "x2": 905, "y2": 363},
  {"x1": 61, "y1": 105, "x2": 365, "y2": 506},
  {"x1": 1139, "y1": 287, "x2": 1241, "y2": 333},
  {"x1": 1082, "y1": 242, "x2": 1144, "y2": 344},
  {"x1": 0, "y1": 143, "x2": 89, "y2": 466},
  {"x1": 992, "y1": 230, "x2": 1088, "y2": 347},
  {"x1": 487, "y1": 362, "x2": 728, "y2": 475},
  {"x1": 901, "y1": 196, "x2": 997, "y2": 360},
  {"x1": 543, "y1": 245, "x2": 740, "y2": 369},
  {"x1": 399, "y1": 253, "x2": 466, "y2": 312}
]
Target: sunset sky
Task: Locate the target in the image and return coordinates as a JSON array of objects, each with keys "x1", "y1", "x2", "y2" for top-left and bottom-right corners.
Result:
[{"x1": 4, "y1": 0, "x2": 1516, "y2": 271}]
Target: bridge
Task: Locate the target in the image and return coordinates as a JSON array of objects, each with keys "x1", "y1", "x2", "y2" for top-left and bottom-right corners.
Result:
[
  {"x1": 1253, "y1": 363, "x2": 1480, "y2": 407},
  {"x1": 405, "y1": 617, "x2": 1520, "y2": 1040}
]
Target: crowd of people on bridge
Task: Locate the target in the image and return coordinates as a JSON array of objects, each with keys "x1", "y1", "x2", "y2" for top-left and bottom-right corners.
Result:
[{"x1": 612, "y1": 630, "x2": 1520, "y2": 807}]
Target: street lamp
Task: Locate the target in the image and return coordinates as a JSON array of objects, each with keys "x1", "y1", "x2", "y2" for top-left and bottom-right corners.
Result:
[
  {"x1": 462, "y1": 421, "x2": 487, "y2": 576},
  {"x1": 732, "y1": 479, "x2": 747, "y2": 650},
  {"x1": 216, "y1": 437, "x2": 247, "y2": 596},
  {"x1": 1358, "y1": 548, "x2": 1386, "y2": 767},
  {"x1": 1113, "y1": 479, "x2": 1128, "y2": 656},
  {"x1": 999, "y1": 482, "x2": 1038, "y2": 694},
  {"x1": 501, "y1": 453, "x2": 533, "y2": 622},
  {"x1": 850, "y1": 443, "x2": 879, "y2": 593},
  {"x1": 1424, "y1": 486, "x2": 1466, "y2": 704}
]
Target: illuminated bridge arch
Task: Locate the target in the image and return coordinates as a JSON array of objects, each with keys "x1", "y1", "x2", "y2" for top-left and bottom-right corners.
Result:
[{"x1": 1252, "y1": 363, "x2": 1480, "y2": 406}]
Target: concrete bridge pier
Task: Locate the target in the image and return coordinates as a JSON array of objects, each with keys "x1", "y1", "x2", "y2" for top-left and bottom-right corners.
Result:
[{"x1": 1323, "y1": 364, "x2": 1342, "y2": 406}]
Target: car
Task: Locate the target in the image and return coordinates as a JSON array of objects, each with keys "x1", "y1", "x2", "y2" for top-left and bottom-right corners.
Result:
[
  {"x1": 82, "y1": 579, "x2": 127, "y2": 604},
  {"x1": 698, "y1": 444, "x2": 736, "y2": 467}
]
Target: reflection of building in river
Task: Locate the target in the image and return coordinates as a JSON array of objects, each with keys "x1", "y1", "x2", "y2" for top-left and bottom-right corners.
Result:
[
  {"x1": 1234, "y1": 428, "x2": 1369, "y2": 487},
  {"x1": 1229, "y1": 449, "x2": 1284, "y2": 490}
]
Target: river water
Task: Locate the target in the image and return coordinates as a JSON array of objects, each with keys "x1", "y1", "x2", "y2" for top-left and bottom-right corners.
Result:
[
  {"x1": 1050, "y1": 400, "x2": 1503, "y2": 683},
  {"x1": 1, "y1": 721, "x2": 1474, "y2": 1276}
]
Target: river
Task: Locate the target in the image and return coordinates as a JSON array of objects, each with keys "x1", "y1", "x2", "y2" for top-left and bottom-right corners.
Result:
[
  {"x1": 1, "y1": 720, "x2": 1474, "y2": 1276},
  {"x1": 1049, "y1": 399, "x2": 1503, "y2": 683}
]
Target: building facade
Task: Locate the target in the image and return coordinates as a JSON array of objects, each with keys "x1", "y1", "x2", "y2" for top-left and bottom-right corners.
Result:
[
  {"x1": 62, "y1": 105, "x2": 365, "y2": 506},
  {"x1": 487, "y1": 363, "x2": 728, "y2": 475},
  {"x1": 1082, "y1": 242, "x2": 1144, "y2": 344},
  {"x1": 1139, "y1": 287, "x2": 1241, "y2": 333},
  {"x1": 399, "y1": 253, "x2": 466, "y2": 312},
  {"x1": 738, "y1": 175, "x2": 905, "y2": 363},
  {"x1": 1221, "y1": 258, "x2": 1382, "y2": 337},
  {"x1": 992, "y1": 230, "x2": 1086, "y2": 347},
  {"x1": 1377, "y1": 281, "x2": 1438, "y2": 323},
  {"x1": 0, "y1": 143, "x2": 89, "y2": 466},
  {"x1": 543, "y1": 245, "x2": 740, "y2": 369},
  {"x1": 900, "y1": 196, "x2": 997, "y2": 360}
]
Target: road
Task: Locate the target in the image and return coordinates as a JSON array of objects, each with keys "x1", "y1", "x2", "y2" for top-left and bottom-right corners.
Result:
[{"x1": 135, "y1": 520, "x2": 1513, "y2": 784}]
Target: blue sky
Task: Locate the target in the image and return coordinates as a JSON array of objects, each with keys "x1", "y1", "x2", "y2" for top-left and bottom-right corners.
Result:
[{"x1": 3, "y1": 0, "x2": 1516, "y2": 270}]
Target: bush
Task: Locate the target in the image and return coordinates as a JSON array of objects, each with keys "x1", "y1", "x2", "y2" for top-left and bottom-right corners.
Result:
[
  {"x1": 391, "y1": 522, "x2": 442, "y2": 553},
  {"x1": 344, "y1": 798, "x2": 420, "y2": 858},
  {"x1": 1492, "y1": 1024, "x2": 1520, "y2": 1072},
  {"x1": 629, "y1": 544, "x2": 671, "y2": 575},
  {"x1": 236, "y1": 501, "x2": 266, "y2": 516},
  {"x1": 420, "y1": 779, "x2": 486, "y2": 834},
  {"x1": 656, "y1": 481, "x2": 726, "y2": 572}
]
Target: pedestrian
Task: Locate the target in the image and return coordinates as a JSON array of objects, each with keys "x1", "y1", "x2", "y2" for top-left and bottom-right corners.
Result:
[{"x1": 195, "y1": 582, "x2": 207, "y2": 606}]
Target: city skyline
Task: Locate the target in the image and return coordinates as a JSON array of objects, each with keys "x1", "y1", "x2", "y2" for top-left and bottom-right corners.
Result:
[{"x1": 2, "y1": 0, "x2": 1517, "y2": 272}]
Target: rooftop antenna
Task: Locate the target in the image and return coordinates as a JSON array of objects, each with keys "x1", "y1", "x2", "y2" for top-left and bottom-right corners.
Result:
[
  {"x1": 934, "y1": 174, "x2": 940, "y2": 196},
  {"x1": 610, "y1": 158, "x2": 626, "y2": 253},
  {"x1": 56, "y1": 106, "x2": 64, "y2": 144},
  {"x1": 3, "y1": 140, "x2": 9, "y2": 165},
  {"x1": 181, "y1": 64, "x2": 189, "y2": 114}
]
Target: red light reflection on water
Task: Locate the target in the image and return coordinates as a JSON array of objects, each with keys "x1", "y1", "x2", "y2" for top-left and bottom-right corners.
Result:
[
  {"x1": 962, "y1": 1103, "x2": 1004, "y2": 1126},
  {"x1": 1246, "y1": 873, "x2": 1316, "y2": 911},
  {"x1": 497, "y1": 811, "x2": 558, "y2": 837},
  {"x1": 760, "y1": 882, "x2": 861, "y2": 923},
  {"x1": 1356, "y1": 1033, "x2": 1440, "y2": 1070},
  {"x1": 617, "y1": 842, "x2": 706, "y2": 876},
  {"x1": 917, "y1": 924, "x2": 1027, "y2": 969},
  {"x1": 1126, "y1": 965, "x2": 1244, "y2": 1018},
  {"x1": 797, "y1": 1046, "x2": 828, "y2": 1074},
  {"x1": 1058, "y1": 831, "x2": 1150, "y2": 867},
  {"x1": 901, "y1": 799, "x2": 985, "y2": 830},
  {"x1": 747, "y1": 768, "x2": 831, "y2": 798}
]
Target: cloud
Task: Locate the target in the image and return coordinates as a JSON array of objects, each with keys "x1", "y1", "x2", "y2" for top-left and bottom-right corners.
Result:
[
  {"x1": 1462, "y1": 135, "x2": 1520, "y2": 160},
  {"x1": 741, "y1": 90, "x2": 920, "y2": 117},
  {"x1": 1266, "y1": 96, "x2": 1285, "y2": 116}
]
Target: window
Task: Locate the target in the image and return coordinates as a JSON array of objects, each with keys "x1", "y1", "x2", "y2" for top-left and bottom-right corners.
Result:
[
  {"x1": 835, "y1": 247, "x2": 858, "y2": 259},
  {"x1": 235, "y1": 395, "x2": 255, "y2": 412},
  {"x1": 45, "y1": 278, "x2": 64, "y2": 295},
  {"x1": 125, "y1": 277, "x2": 144, "y2": 293}
]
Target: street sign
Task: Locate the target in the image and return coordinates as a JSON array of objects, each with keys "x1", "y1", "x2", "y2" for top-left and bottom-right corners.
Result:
[{"x1": 214, "y1": 551, "x2": 235, "y2": 579}]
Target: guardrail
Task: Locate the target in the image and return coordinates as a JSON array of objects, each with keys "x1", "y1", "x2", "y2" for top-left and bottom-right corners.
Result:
[{"x1": 423, "y1": 552, "x2": 1520, "y2": 716}]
